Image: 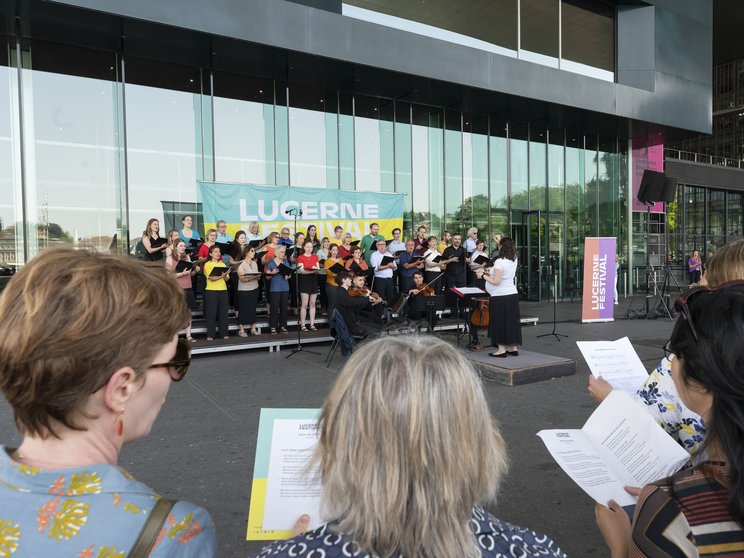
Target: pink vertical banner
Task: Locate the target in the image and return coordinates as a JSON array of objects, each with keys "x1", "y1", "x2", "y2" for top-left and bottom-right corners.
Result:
[
  {"x1": 632, "y1": 136, "x2": 664, "y2": 213},
  {"x1": 581, "y1": 237, "x2": 616, "y2": 323}
]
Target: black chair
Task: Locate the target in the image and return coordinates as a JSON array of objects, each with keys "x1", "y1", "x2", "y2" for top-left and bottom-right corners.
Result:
[
  {"x1": 561, "y1": 276, "x2": 581, "y2": 302},
  {"x1": 324, "y1": 309, "x2": 365, "y2": 367}
]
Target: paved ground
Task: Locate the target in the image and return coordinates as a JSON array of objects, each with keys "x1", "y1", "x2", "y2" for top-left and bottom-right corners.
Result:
[{"x1": 0, "y1": 299, "x2": 677, "y2": 557}]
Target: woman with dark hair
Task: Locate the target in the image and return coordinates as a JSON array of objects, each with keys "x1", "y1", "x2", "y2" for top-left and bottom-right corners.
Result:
[
  {"x1": 596, "y1": 282, "x2": 744, "y2": 556},
  {"x1": 305, "y1": 224, "x2": 320, "y2": 252},
  {"x1": 228, "y1": 230, "x2": 247, "y2": 308},
  {"x1": 478, "y1": 237, "x2": 520, "y2": 358},
  {"x1": 141, "y1": 218, "x2": 168, "y2": 261},
  {"x1": 237, "y1": 245, "x2": 260, "y2": 337},
  {"x1": 178, "y1": 214, "x2": 201, "y2": 254}
]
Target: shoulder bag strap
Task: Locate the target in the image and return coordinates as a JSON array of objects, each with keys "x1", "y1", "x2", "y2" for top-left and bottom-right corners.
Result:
[{"x1": 129, "y1": 497, "x2": 176, "y2": 558}]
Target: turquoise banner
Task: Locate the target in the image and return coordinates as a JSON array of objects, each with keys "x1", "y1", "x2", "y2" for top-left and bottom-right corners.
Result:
[{"x1": 198, "y1": 182, "x2": 404, "y2": 241}]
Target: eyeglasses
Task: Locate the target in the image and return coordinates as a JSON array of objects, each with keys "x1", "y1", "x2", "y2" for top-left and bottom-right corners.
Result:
[
  {"x1": 148, "y1": 338, "x2": 192, "y2": 382},
  {"x1": 674, "y1": 280, "x2": 744, "y2": 342}
]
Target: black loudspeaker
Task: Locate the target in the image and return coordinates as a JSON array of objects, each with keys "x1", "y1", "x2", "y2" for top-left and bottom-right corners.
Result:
[
  {"x1": 637, "y1": 170, "x2": 666, "y2": 204},
  {"x1": 660, "y1": 177, "x2": 677, "y2": 203}
]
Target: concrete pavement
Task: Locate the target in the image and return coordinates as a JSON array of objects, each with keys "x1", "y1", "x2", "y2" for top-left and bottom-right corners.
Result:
[{"x1": 0, "y1": 300, "x2": 677, "y2": 557}]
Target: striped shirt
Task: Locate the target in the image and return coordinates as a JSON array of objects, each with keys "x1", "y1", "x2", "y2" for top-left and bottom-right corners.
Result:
[{"x1": 632, "y1": 462, "x2": 744, "y2": 557}]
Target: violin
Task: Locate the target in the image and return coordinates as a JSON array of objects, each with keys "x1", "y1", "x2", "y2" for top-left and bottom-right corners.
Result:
[
  {"x1": 349, "y1": 286, "x2": 385, "y2": 304},
  {"x1": 409, "y1": 283, "x2": 435, "y2": 297}
]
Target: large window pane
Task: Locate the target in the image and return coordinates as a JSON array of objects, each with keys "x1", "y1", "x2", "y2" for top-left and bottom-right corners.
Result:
[
  {"x1": 463, "y1": 116, "x2": 489, "y2": 238},
  {"x1": 521, "y1": 0, "x2": 559, "y2": 58},
  {"x1": 529, "y1": 125, "x2": 547, "y2": 210},
  {"x1": 489, "y1": 118, "x2": 509, "y2": 239},
  {"x1": 510, "y1": 123, "x2": 529, "y2": 210},
  {"x1": 412, "y1": 105, "x2": 443, "y2": 234},
  {"x1": 288, "y1": 87, "x2": 338, "y2": 188},
  {"x1": 394, "y1": 101, "x2": 413, "y2": 235},
  {"x1": 345, "y1": 0, "x2": 518, "y2": 51},
  {"x1": 125, "y1": 57, "x2": 204, "y2": 244},
  {"x1": 0, "y1": 53, "x2": 22, "y2": 265},
  {"x1": 565, "y1": 135, "x2": 584, "y2": 282},
  {"x1": 562, "y1": 1, "x2": 615, "y2": 72},
  {"x1": 213, "y1": 71, "x2": 276, "y2": 185},
  {"x1": 728, "y1": 191, "x2": 742, "y2": 237},
  {"x1": 354, "y1": 96, "x2": 394, "y2": 192},
  {"x1": 24, "y1": 42, "x2": 122, "y2": 257},
  {"x1": 444, "y1": 109, "x2": 463, "y2": 232},
  {"x1": 598, "y1": 136, "x2": 618, "y2": 238}
]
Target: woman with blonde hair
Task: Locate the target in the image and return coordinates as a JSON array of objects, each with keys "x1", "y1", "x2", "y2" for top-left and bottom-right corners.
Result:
[
  {"x1": 0, "y1": 248, "x2": 216, "y2": 556},
  {"x1": 255, "y1": 336, "x2": 566, "y2": 558}
]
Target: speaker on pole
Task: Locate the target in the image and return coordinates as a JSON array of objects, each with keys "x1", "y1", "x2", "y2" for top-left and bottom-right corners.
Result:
[
  {"x1": 660, "y1": 176, "x2": 677, "y2": 203},
  {"x1": 637, "y1": 170, "x2": 666, "y2": 204}
]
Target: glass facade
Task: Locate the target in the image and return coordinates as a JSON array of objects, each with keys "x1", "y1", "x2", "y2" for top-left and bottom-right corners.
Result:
[
  {"x1": 344, "y1": 0, "x2": 615, "y2": 78},
  {"x1": 0, "y1": 34, "x2": 632, "y2": 302}
]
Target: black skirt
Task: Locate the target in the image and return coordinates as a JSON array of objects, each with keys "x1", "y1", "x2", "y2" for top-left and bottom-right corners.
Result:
[
  {"x1": 488, "y1": 293, "x2": 522, "y2": 347},
  {"x1": 298, "y1": 273, "x2": 319, "y2": 294},
  {"x1": 237, "y1": 289, "x2": 259, "y2": 325}
]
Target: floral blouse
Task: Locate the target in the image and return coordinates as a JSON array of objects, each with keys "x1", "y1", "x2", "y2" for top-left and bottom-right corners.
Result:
[
  {"x1": 635, "y1": 358, "x2": 706, "y2": 454},
  {"x1": 254, "y1": 506, "x2": 566, "y2": 558},
  {"x1": 0, "y1": 446, "x2": 216, "y2": 557}
]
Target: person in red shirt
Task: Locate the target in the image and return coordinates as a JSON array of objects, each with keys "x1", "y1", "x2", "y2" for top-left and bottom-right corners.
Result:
[
  {"x1": 344, "y1": 247, "x2": 369, "y2": 276},
  {"x1": 197, "y1": 229, "x2": 217, "y2": 260},
  {"x1": 297, "y1": 240, "x2": 320, "y2": 331},
  {"x1": 338, "y1": 233, "x2": 354, "y2": 260}
]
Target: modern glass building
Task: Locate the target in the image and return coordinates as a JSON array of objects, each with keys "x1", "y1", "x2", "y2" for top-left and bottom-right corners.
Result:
[{"x1": 0, "y1": 0, "x2": 712, "y2": 300}]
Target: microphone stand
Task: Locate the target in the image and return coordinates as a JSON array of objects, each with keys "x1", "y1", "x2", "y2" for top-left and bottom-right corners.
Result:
[
  {"x1": 285, "y1": 208, "x2": 319, "y2": 359},
  {"x1": 537, "y1": 269, "x2": 567, "y2": 342}
]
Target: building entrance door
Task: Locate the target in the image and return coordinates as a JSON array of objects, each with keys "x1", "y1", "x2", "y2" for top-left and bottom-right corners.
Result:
[{"x1": 512, "y1": 211, "x2": 564, "y2": 302}]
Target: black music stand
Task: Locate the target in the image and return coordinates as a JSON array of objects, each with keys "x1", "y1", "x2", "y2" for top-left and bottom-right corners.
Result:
[
  {"x1": 449, "y1": 287, "x2": 487, "y2": 348},
  {"x1": 537, "y1": 272, "x2": 568, "y2": 341},
  {"x1": 411, "y1": 294, "x2": 446, "y2": 332},
  {"x1": 284, "y1": 208, "x2": 320, "y2": 358}
]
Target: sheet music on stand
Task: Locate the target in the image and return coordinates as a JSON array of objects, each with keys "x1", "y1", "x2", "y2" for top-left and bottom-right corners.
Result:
[{"x1": 450, "y1": 286, "x2": 487, "y2": 297}]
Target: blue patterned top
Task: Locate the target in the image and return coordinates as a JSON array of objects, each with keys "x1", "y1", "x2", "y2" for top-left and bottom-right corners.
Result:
[
  {"x1": 0, "y1": 446, "x2": 217, "y2": 557},
  {"x1": 635, "y1": 358, "x2": 706, "y2": 454},
  {"x1": 254, "y1": 506, "x2": 566, "y2": 558}
]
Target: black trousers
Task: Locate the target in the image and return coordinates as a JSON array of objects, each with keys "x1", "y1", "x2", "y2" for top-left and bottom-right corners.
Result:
[
  {"x1": 270, "y1": 290, "x2": 289, "y2": 329},
  {"x1": 374, "y1": 277, "x2": 395, "y2": 305},
  {"x1": 325, "y1": 283, "x2": 338, "y2": 319},
  {"x1": 444, "y1": 274, "x2": 466, "y2": 311},
  {"x1": 204, "y1": 290, "x2": 229, "y2": 338}
]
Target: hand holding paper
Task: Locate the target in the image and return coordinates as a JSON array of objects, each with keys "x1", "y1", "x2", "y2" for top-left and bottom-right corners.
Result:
[
  {"x1": 577, "y1": 337, "x2": 649, "y2": 395},
  {"x1": 537, "y1": 391, "x2": 690, "y2": 507}
]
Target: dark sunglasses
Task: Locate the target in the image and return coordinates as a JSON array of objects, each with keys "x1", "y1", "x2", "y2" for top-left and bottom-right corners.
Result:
[
  {"x1": 148, "y1": 337, "x2": 192, "y2": 381},
  {"x1": 674, "y1": 280, "x2": 744, "y2": 342},
  {"x1": 661, "y1": 340, "x2": 675, "y2": 361}
]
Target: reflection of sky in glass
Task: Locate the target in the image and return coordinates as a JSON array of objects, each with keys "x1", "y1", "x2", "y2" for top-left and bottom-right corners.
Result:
[
  {"x1": 355, "y1": 116, "x2": 382, "y2": 191},
  {"x1": 28, "y1": 70, "x2": 119, "y2": 245},
  {"x1": 411, "y1": 125, "x2": 430, "y2": 223},
  {"x1": 511, "y1": 138, "x2": 528, "y2": 209},
  {"x1": 214, "y1": 96, "x2": 273, "y2": 185},
  {"x1": 126, "y1": 83, "x2": 198, "y2": 235},
  {"x1": 0, "y1": 67, "x2": 19, "y2": 230},
  {"x1": 289, "y1": 107, "x2": 327, "y2": 188}
]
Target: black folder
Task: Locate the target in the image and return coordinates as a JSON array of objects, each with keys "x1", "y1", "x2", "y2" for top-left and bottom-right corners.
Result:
[{"x1": 175, "y1": 260, "x2": 194, "y2": 272}]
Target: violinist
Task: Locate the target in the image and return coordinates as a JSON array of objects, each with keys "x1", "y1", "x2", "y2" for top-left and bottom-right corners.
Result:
[
  {"x1": 348, "y1": 274, "x2": 385, "y2": 306},
  {"x1": 407, "y1": 271, "x2": 436, "y2": 321},
  {"x1": 335, "y1": 272, "x2": 384, "y2": 336}
]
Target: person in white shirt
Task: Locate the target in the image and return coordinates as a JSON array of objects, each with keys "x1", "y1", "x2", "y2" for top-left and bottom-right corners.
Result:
[
  {"x1": 423, "y1": 236, "x2": 443, "y2": 292},
  {"x1": 478, "y1": 237, "x2": 521, "y2": 358},
  {"x1": 469, "y1": 239, "x2": 489, "y2": 273},
  {"x1": 387, "y1": 228, "x2": 406, "y2": 255},
  {"x1": 370, "y1": 239, "x2": 397, "y2": 304},
  {"x1": 465, "y1": 227, "x2": 478, "y2": 254}
]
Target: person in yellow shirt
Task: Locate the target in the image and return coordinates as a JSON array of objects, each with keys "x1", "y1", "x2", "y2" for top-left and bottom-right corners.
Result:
[
  {"x1": 203, "y1": 245, "x2": 230, "y2": 340},
  {"x1": 438, "y1": 231, "x2": 452, "y2": 255}
]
